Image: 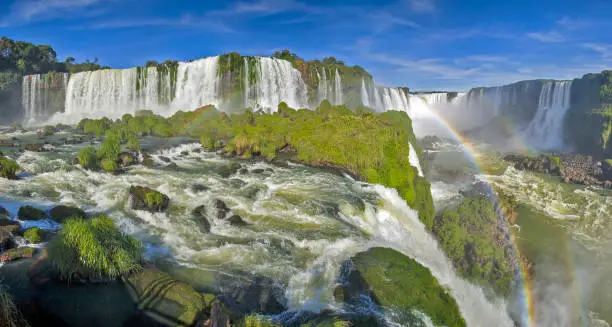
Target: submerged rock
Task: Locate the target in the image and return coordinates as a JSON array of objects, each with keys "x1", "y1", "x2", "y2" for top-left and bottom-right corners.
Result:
[
  {"x1": 24, "y1": 143, "x2": 45, "y2": 152},
  {"x1": 191, "y1": 183, "x2": 210, "y2": 193},
  {"x1": 18, "y1": 205, "x2": 46, "y2": 220},
  {"x1": 250, "y1": 168, "x2": 265, "y2": 174},
  {"x1": 192, "y1": 205, "x2": 212, "y2": 233},
  {"x1": 159, "y1": 156, "x2": 172, "y2": 163},
  {"x1": 336, "y1": 247, "x2": 466, "y2": 327},
  {"x1": 129, "y1": 186, "x2": 170, "y2": 212},
  {"x1": 218, "y1": 163, "x2": 242, "y2": 178},
  {"x1": 226, "y1": 215, "x2": 247, "y2": 227},
  {"x1": 50, "y1": 205, "x2": 86, "y2": 223},
  {"x1": 142, "y1": 153, "x2": 155, "y2": 169}
]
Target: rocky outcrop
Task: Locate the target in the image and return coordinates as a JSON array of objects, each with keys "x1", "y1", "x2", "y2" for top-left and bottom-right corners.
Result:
[
  {"x1": 0, "y1": 218, "x2": 20, "y2": 233},
  {"x1": 0, "y1": 247, "x2": 35, "y2": 262},
  {"x1": 192, "y1": 205, "x2": 212, "y2": 233},
  {"x1": 129, "y1": 186, "x2": 170, "y2": 212},
  {"x1": 504, "y1": 153, "x2": 612, "y2": 187},
  {"x1": 119, "y1": 152, "x2": 139, "y2": 168}
]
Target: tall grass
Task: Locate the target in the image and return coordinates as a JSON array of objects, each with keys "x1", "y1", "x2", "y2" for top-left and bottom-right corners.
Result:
[
  {"x1": 0, "y1": 156, "x2": 19, "y2": 180},
  {"x1": 48, "y1": 215, "x2": 144, "y2": 281},
  {"x1": 0, "y1": 282, "x2": 28, "y2": 327},
  {"x1": 77, "y1": 146, "x2": 97, "y2": 170}
]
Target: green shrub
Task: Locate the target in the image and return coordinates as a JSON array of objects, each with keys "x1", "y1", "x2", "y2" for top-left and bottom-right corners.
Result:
[
  {"x1": 47, "y1": 215, "x2": 144, "y2": 281},
  {"x1": 98, "y1": 138, "x2": 120, "y2": 160},
  {"x1": 144, "y1": 192, "x2": 163, "y2": 208},
  {"x1": 24, "y1": 227, "x2": 45, "y2": 243},
  {"x1": 0, "y1": 282, "x2": 29, "y2": 327},
  {"x1": 77, "y1": 146, "x2": 98, "y2": 170},
  {"x1": 126, "y1": 134, "x2": 140, "y2": 151},
  {"x1": 0, "y1": 157, "x2": 19, "y2": 179},
  {"x1": 101, "y1": 158, "x2": 118, "y2": 172},
  {"x1": 235, "y1": 315, "x2": 280, "y2": 327}
]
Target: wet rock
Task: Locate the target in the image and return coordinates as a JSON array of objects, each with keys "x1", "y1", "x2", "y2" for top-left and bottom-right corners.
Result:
[
  {"x1": 18, "y1": 205, "x2": 46, "y2": 220},
  {"x1": 129, "y1": 186, "x2": 170, "y2": 212},
  {"x1": 119, "y1": 152, "x2": 139, "y2": 168},
  {"x1": 251, "y1": 168, "x2": 265, "y2": 174},
  {"x1": 0, "y1": 230, "x2": 11, "y2": 251},
  {"x1": 213, "y1": 199, "x2": 230, "y2": 219},
  {"x1": 24, "y1": 143, "x2": 45, "y2": 152},
  {"x1": 192, "y1": 205, "x2": 211, "y2": 233},
  {"x1": 164, "y1": 162, "x2": 179, "y2": 169},
  {"x1": 218, "y1": 163, "x2": 242, "y2": 178},
  {"x1": 192, "y1": 148, "x2": 202, "y2": 154},
  {"x1": 0, "y1": 218, "x2": 20, "y2": 233},
  {"x1": 219, "y1": 275, "x2": 286, "y2": 314},
  {"x1": 124, "y1": 268, "x2": 221, "y2": 326},
  {"x1": 180, "y1": 150, "x2": 189, "y2": 156},
  {"x1": 0, "y1": 205, "x2": 9, "y2": 218},
  {"x1": 50, "y1": 205, "x2": 86, "y2": 223},
  {"x1": 226, "y1": 215, "x2": 247, "y2": 227},
  {"x1": 200, "y1": 303, "x2": 230, "y2": 327},
  {"x1": 191, "y1": 183, "x2": 210, "y2": 193},
  {"x1": 239, "y1": 168, "x2": 248, "y2": 174},
  {"x1": 142, "y1": 153, "x2": 155, "y2": 169},
  {"x1": 0, "y1": 247, "x2": 35, "y2": 262},
  {"x1": 159, "y1": 156, "x2": 172, "y2": 163}
]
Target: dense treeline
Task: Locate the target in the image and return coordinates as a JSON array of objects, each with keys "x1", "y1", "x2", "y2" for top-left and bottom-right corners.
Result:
[
  {"x1": 0, "y1": 36, "x2": 108, "y2": 75},
  {"x1": 76, "y1": 102, "x2": 435, "y2": 228}
]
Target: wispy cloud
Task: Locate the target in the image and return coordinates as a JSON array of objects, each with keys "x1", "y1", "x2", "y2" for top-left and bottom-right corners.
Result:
[
  {"x1": 526, "y1": 31, "x2": 565, "y2": 43},
  {"x1": 405, "y1": 0, "x2": 436, "y2": 13},
  {"x1": 208, "y1": 0, "x2": 322, "y2": 17},
  {"x1": 583, "y1": 43, "x2": 612, "y2": 59},
  {"x1": 454, "y1": 55, "x2": 508, "y2": 64},
  {"x1": 87, "y1": 14, "x2": 235, "y2": 33},
  {"x1": 0, "y1": 0, "x2": 106, "y2": 26}
]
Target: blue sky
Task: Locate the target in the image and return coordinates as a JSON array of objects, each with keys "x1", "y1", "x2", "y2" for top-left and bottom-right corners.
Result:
[{"x1": 1, "y1": 0, "x2": 612, "y2": 91}]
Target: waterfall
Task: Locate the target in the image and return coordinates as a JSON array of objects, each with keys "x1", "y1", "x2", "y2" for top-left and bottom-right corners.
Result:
[
  {"x1": 334, "y1": 69, "x2": 343, "y2": 105},
  {"x1": 361, "y1": 78, "x2": 369, "y2": 107},
  {"x1": 251, "y1": 57, "x2": 308, "y2": 111},
  {"x1": 420, "y1": 93, "x2": 448, "y2": 106},
  {"x1": 523, "y1": 81, "x2": 572, "y2": 150},
  {"x1": 172, "y1": 56, "x2": 221, "y2": 113},
  {"x1": 409, "y1": 142, "x2": 424, "y2": 177},
  {"x1": 243, "y1": 58, "x2": 249, "y2": 108},
  {"x1": 22, "y1": 73, "x2": 69, "y2": 123},
  {"x1": 359, "y1": 78, "x2": 409, "y2": 112}
]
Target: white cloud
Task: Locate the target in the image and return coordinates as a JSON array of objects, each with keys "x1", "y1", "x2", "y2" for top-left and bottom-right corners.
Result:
[
  {"x1": 583, "y1": 43, "x2": 612, "y2": 59},
  {"x1": 526, "y1": 31, "x2": 565, "y2": 43},
  {"x1": 405, "y1": 0, "x2": 435, "y2": 13},
  {"x1": 1, "y1": 0, "x2": 105, "y2": 25}
]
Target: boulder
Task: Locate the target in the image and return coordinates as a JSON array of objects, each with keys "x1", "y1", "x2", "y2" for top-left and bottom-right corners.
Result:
[
  {"x1": 129, "y1": 186, "x2": 169, "y2": 212},
  {"x1": 119, "y1": 152, "x2": 139, "y2": 168},
  {"x1": 49, "y1": 205, "x2": 86, "y2": 223},
  {"x1": 192, "y1": 205, "x2": 212, "y2": 233},
  {"x1": 124, "y1": 268, "x2": 223, "y2": 327},
  {"x1": 226, "y1": 215, "x2": 247, "y2": 227},
  {"x1": 212, "y1": 199, "x2": 230, "y2": 219},
  {"x1": 142, "y1": 154, "x2": 155, "y2": 169},
  {"x1": 0, "y1": 247, "x2": 35, "y2": 262},
  {"x1": 18, "y1": 205, "x2": 46, "y2": 220},
  {"x1": 159, "y1": 156, "x2": 172, "y2": 163},
  {"x1": 0, "y1": 205, "x2": 9, "y2": 218},
  {"x1": 0, "y1": 218, "x2": 20, "y2": 233},
  {"x1": 251, "y1": 168, "x2": 265, "y2": 174}
]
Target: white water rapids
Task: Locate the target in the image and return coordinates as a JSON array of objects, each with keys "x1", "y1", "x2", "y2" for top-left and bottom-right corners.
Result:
[{"x1": 0, "y1": 140, "x2": 513, "y2": 326}]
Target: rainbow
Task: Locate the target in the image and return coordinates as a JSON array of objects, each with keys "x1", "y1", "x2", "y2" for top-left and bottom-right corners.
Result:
[{"x1": 407, "y1": 95, "x2": 537, "y2": 326}]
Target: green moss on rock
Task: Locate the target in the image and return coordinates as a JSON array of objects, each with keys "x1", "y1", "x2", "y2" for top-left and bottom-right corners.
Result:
[
  {"x1": 338, "y1": 247, "x2": 465, "y2": 327},
  {"x1": 124, "y1": 268, "x2": 222, "y2": 326},
  {"x1": 24, "y1": 227, "x2": 45, "y2": 243},
  {"x1": 129, "y1": 186, "x2": 170, "y2": 212}
]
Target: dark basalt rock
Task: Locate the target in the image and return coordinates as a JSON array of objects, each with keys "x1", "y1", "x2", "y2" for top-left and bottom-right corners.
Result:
[
  {"x1": 159, "y1": 156, "x2": 172, "y2": 163},
  {"x1": 250, "y1": 168, "x2": 265, "y2": 174},
  {"x1": 0, "y1": 230, "x2": 11, "y2": 251},
  {"x1": 192, "y1": 205, "x2": 211, "y2": 233},
  {"x1": 213, "y1": 199, "x2": 230, "y2": 219},
  {"x1": 0, "y1": 205, "x2": 9, "y2": 218},
  {"x1": 129, "y1": 186, "x2": 170, "y2": 212},
  {"x1": 218, "y1": 275, "x2": 286, "y2": 315},
  {"x1": 142, "y1": 153, "x2": 155, "y2": 169},
  {"x1": 18, "y1": 205, "x2": 46, "y2": 221},
  {"x1": 50, "y1": 205, "x2": 86, "y2": 223}
]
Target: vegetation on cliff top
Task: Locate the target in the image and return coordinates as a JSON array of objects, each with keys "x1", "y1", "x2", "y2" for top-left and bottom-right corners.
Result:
[{"x1": 76, "y1": 101, "x2": 435, "y2": 228}]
